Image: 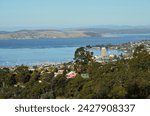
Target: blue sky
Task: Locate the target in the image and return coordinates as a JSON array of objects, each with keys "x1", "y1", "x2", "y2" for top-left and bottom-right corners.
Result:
[{"x1": 0, "y1": 0, "x2": 150, "y2": 30}]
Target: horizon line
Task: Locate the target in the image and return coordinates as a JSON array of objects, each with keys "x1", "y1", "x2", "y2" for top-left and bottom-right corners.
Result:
[{"x1": 1, "y1": 25, "x2": 150, "y2": 32}]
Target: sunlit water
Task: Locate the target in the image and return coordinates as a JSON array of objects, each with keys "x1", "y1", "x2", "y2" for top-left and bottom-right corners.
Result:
[{"x1": 0, "y1": 34, "x2": 150, "y2": 66}]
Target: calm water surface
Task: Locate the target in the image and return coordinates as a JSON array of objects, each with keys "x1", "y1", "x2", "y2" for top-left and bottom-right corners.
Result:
[{"x1": 0, "y1": 34, "x2": 150, "y2": 66}]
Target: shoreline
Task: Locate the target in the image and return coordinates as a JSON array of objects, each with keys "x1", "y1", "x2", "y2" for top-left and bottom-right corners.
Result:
[
  {"x1": 0, "y1": 40, "x2": 149, "y2": 68},
  {"x1": 0, "y1": 61, "x2": 68, "y2": 68},
  {"x1": 0, "y1": 33, "x2": 150, "y2": 40}
]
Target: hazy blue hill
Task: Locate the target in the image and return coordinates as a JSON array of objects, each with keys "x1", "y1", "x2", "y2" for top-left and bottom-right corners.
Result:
[
  {"x1": 0, "y1": 31, "x2": 11, "y2": 34},
  {"x1": 77, "y1": 26, "x2": 150, "y2": 34}
]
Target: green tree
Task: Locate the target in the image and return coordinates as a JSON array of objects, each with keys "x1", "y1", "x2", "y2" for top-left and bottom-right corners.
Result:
[
  {"x1": 64, "y1": 76, "x2": 85, "y2": 98},
  {"x1": 74, "y1": 47, "x2": 92, "y2": 64},
  {"x1": 108, "y1": 84, "x2": 127, "y2": 98},
  {"x1": 14, "y1": 65, "x2": 31, "y2": 83}
]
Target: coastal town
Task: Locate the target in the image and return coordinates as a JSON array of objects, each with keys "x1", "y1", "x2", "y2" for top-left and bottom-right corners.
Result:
[
  {"x1": 1, "y1": 40, "x2": 149, "y2": 81},
  {"x1": 0, "y1": 39, "x2": 150, "y2": 99},
  {"x1": 32, "y1": 40, "x2": 150, "y2": 79}
]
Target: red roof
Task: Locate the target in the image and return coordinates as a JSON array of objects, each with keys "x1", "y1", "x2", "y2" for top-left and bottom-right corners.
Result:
[{"x1": 66, "y1": 71, "x2": 77, "y2": 79}]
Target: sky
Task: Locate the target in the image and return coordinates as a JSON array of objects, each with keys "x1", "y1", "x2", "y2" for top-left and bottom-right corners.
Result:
[{"x1": 0, "y1": 0, "x2": 150, "y2": 30}]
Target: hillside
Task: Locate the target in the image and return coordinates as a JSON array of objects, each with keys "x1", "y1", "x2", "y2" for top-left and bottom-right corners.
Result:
[
  {"x1": 0, "y1": 27, "x2": 150, "y2": 39},
  {"x1": 0, "y1": 30, "x2": 89, "y2": 39}
]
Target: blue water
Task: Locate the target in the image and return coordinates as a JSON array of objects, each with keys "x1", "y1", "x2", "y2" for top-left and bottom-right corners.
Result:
[
  {"x1": 0, "y1": 34, "x2": 150, "y2": 66},
  {"x1": 0, "y1": 47, "x2": 77, "y2": 66},
  {"x1": 0, "y1": 34, "x2": 150, "y2": 49}
]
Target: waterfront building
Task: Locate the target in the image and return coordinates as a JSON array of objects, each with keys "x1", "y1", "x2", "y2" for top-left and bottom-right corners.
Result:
[{"x1": 101, "y1": 47, "x2": 107, "y2": 57}]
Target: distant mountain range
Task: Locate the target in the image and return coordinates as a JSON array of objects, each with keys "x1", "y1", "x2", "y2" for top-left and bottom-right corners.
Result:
[{"x1": 0, "y1": 26, "x2": 150, "y2": 39}]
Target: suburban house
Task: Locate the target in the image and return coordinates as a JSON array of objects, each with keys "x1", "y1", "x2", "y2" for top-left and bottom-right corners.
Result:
[{"x1": 66, "y1": 71, "x2": 77, "y2": 79}]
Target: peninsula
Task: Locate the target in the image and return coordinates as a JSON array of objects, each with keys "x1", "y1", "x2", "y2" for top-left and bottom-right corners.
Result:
[{"x1": 0, "y1": 26, "x2": 150, "y2": 39}]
